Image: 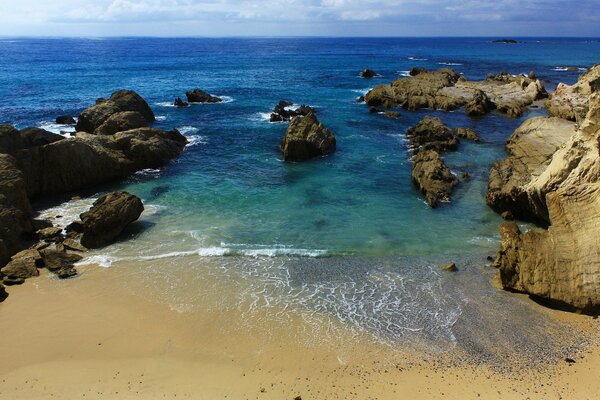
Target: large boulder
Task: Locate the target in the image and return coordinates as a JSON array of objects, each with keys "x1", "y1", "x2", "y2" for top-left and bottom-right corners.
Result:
[
  {"x1": 79, "y1": 192, "x2": 144, "y2": 249},
  {"x1": 185, "y1": 89, "x2": 222, "y2": 104},
  {"x1": 366, "y1": 68, "x2": 547, "y2": 118},
  {"x1": 0, "y1": 125, "x2": 63, "y2": 155},
  {"x1": 406, "y1": 116, "x2": 459, "y2": 154},
  {"x1": 411, "y1": 150, "x2": 459, "y2": 208},
  {"x1": 545, "y1": 64, "x2": 600, "y2": 121},
  {"x1": 280, "y1": 112, "x2": 336, "y2": 162},
  {"x1": 360, "y1": 68, "x2": 378, "y2": 78},
  {"x1": 56, "y1": 116, "x2": 76, "y2": 125},
  {"x1": 76, "y1": 90, "x2": 155, "y2": 133},
  {"x1": 1, "y1": 250, "x2": 40, "y2": 280},
  {"x1": 0, "y1": 154, "x2": 33, "y2": 265},
  {"x1": 94, "y1": 111, "x2": 149, "y2": 136},
  {"x1": 491, "y1": 93, "x2": 600, "y2": 313},
  {"x1": 16, "y1": 128, "x2": 187, "y2": 199}
]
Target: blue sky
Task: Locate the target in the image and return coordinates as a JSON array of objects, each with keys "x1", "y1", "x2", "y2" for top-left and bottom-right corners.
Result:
[{"x1": 0, "y1": 0, "x2": 598, "y2": 37}]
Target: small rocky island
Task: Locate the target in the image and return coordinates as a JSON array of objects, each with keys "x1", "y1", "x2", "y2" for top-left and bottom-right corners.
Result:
[
  {"x1": 365, "y1": 68, "x2": 547, "y2": 117},
  {"x1": 0, "y1": 90, "x2": 188, "y2": 300},
  {"x1": 280, "y1": 112, "x2": 336, "y2": 162},
  {"x1": 186, "y1": 88, "x2": 222, "y2": 103}
]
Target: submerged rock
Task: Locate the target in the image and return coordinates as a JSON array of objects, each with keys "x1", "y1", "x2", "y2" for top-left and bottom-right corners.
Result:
[
  {"x1": 442, "y1": 263, "x2": 458, "y2": 272},
  {"x1": 185, "y1": 89, "x2": 222, "y2": 104},
  {"x1": 493, "y1": 39, "x2": 518, "y2": 44},
  {"x1": 76, "y1": 90, "x2": 155, "y2": 133},
  {"x1": 406, "y1": 116, "x2": 459, "y2": 154},
  {"x1": 411, "y1": 150, "x2": 459, "y2": 208},
  {"x1": 280, "y1": 112, "x2": 336, "y2": 162},
  {"x1": 79, "y1": 191, "x2": 144, "y2": 249},
  {"x1": 270, "y1": 100, "x2": 314, "y2": 122}
]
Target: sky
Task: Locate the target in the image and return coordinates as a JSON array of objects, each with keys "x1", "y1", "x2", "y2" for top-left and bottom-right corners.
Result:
[{"x1": 0, "y1": 0, "x2": 598, "y2": 37}]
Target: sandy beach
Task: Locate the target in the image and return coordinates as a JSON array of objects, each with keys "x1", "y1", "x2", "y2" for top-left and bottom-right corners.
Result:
[{"x1": 1, "y1": 262, "x2": 599, "y2": 400}]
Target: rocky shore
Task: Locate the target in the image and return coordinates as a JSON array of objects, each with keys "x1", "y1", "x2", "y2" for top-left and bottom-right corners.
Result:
[
  {"x1": 488, "y1": 65, "x2": 600, "y2": 313},
  {"x1": 0, "y1": 90, "x2": 187, "y2": 300}
]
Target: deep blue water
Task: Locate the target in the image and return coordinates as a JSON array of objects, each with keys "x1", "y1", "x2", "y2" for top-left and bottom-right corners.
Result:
[
  {"x1": 3, "y1": 37, "x2": 599, "y2": 347},
  {"x1": 1, "y1": 37, "x2": 598, "y2": 257}
]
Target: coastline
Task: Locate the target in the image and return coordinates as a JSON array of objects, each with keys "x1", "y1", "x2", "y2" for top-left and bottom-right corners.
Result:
[{"x1": 1, "y1": 261, "x2": 598, "y2": 400}]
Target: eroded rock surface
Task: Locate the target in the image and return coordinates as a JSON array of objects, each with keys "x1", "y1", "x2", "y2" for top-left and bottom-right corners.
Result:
[
  {"x1": 545, "y1": 64, "x2": 599, "y2": 121},
  {"x1": 411, "y1": 150, "x2": 459, "y2": 208},
  {"x1": 406, "y1": 116, "x2": 459, "y2": 154},
  {"x1": 186, "y1": 89, "x2": 222, "y2": 104}
]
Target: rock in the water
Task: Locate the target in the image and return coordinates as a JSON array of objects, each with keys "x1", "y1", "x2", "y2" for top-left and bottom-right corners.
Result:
[
  {"x1": 442, "y1": 263, "x2": 458, "y2": 272},
  {"x1": 79, "y1": 191, "x2": 144, "y2": 249},
  {"x1": 76, "y1": 90, "x2": 155, "y2": 133},
  {"x1": 360, "y1": 68, "x2": 378, "y2": 78},
  {"x1": 365, "y1": 68, "x2": 546, "y2": 118},
  {"x1": 56, "y1": 116, "x2": 76, "y2": 125},
  {"x1": 94, "y1": 111, "x2": 149, "y2": 136},
  {"x1": 493, "y1": 39, "x2": 517, "y2": 44},
  {"x1": 546, "y1": 64, "x2": 600, "y2": 121},
  {"x1": 406, "y1": 116, "x2": 459, "y2": 154},
  {"x1": 185, "y1": 89, "x2": 222, "y2": 104},
  {"x1": 37, "y1": 227, "x2": 63, "y2": 242},
  {"x1": 411, "y1": 150, "x2": 459, "y2": 208},
  {"x1": 454, "y1": 128, "x2": 480, "y2": 142},
  {"x1": 174, "y1": 98, "x2": 189, "y2": 108},
  {"x1": 0, "y1": 125, "x2": 63, "y2": 155},
  {"x1": 1, "y1": 256, "x2": 39, "y2": 280},
  {"x1": 57, "y1": 266, "x2": 78, "y2": 279},
  {"x1": 62, "y1": 238, "x2": 88, "y2": 252},
  {"x1": 280, "y1": 112, "x2": 336, "y2": 162},
  {"x1": 384, "y1": 111, "x2": 400, "y2": 119},
  {"x1": 270, "y1": 100, "x2": 314, "y2": 122},
  {"x1": 490, "y1": 92, "x2": 600, "y2": 313},
  {"x1": 409, "y1": 67, "x2": 428, "y2": 76}
]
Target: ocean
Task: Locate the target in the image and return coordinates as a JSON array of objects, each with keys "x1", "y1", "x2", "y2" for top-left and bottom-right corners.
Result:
[{"x1": 2, "y1": 37, "x2": 598, "y2": 352}]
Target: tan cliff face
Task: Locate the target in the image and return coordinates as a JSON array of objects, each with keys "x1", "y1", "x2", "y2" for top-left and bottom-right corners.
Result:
[
  {"x1": 545, "y1": 64, "x2": 600, "y2": 122},
  {"x1": 492, "y1": 92, "x2": 600, "y2": 313}
]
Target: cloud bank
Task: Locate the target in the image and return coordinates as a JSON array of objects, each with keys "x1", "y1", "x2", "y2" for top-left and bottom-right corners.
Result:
[{"x1": 0, "y1": 0, "x2": 598, "y2": 36}]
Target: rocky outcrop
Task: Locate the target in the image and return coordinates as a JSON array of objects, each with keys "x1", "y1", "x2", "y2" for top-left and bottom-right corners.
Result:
[
  {"x1": 360, "y1": 68, "x2": 378, "y2": 78},
  {"x1": 0, "y1": 125, "x2": 63, "y2": 155},
  {"x1": 17, "y1": 128, "x2": 187, "y2": 199},
  {"x1": 365, "y1": 68, "x2": 547, "y2": 118},
  {"x1": 77, "y1": 192, "x2": 144, "y2": 249},
  {"x1": 174, "y1": 98, "x2": 189, "y2": 108},
  {"x1": 0, "y1": 283, "x2": 7, "y2": 301},
  {"x1": 76, "y1": 90, "x2": 155, "y2": 133},
  {"x1": 270, "y1": 101, "x2": 314, "y2": 122},
  {"x1": 1, "y1": 249, "x2": 41, "y2": 281},
  {"x1": 280, "y1": 112, "x2": 336, "y2": 162},
  {"x1": 406, "y1": 116, "x2": 459, "y2": 154},
  {"x1": 56, "y1": 116, "x2": 76, "y2": 125},
  {"x1": 486, "y1": 117, "x2": 576, "y2": 223},
  {"x1": 94, "y1": 111, "x2": 149, "y2": 136},
  {"x1": 455, "y1": 128, "x2": 480, "y2": 142},
  {"x1": 490, "y1": 93, "x2": 600, "y2": 313},
  {"x1": 186, "y1": 89, "x2": 222, "y2": 104},
  {"x1": 411, "y1": 150, "x2": 459, "y2": 208},
  {"x1": 545, "y1": 64, "x2": 599, "y2": 121}
]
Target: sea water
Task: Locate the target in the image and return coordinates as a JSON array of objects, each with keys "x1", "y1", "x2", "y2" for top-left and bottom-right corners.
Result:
[{"x1": 2, "y1": 37, "x2": 598, "y2": 353}]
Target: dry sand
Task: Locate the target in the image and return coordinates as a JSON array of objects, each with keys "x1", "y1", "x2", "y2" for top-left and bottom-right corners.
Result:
[{"x1": 1, "y1": 264, "x2": 599, "y2": 400}]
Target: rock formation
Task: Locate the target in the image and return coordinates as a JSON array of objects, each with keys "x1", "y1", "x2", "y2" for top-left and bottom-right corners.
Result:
[
  {"x1": 280, "y1": 112, "x2": 336, "y2": 162},
  {"x1": 455, "y1": 127, "x2": 480, "y2": 142},
  {"x1": 406, "y1": 116, "x2": 459, "y2": 154},
  {"x1": 365, "y1": 68, "x2": 547, "y2": 118},
  {"x1": 360, "y1": 68, "x2": 378, "y2": 78},
  {"x1": 76, "y1": 90, "x2": 155, "y2": 133},
  {"x1": 545, "y1": 64, "x2": 599, "y2": 121},
  {"x1": 186, "y1": 89, "x2": 222, "y2": 103},
  {"x1": 270, "y1": 101, "x2": 314, "y2": 122},
  {"x1": 174, "y1": 98, "x2": 189, "y2": 108},
  {"x1": 411, "y1": 150, "x2": 459, "y2": 208},
  {"x1": 490, "y1": 91, "x2": 600, "y2": 313},
  {"x1": 56, "y1": 116, "x2": 76, "y2": 125},
  {"x1": 94, "y1": 111, "x2": 149, "y2": 135}
]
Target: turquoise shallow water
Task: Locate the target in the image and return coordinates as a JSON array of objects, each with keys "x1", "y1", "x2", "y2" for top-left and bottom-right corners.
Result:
[{"x1": 4, "y1": 37, "x2": 599, "y2": 349}]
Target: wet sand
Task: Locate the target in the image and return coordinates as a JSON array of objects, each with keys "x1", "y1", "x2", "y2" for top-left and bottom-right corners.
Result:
[{"x1": 1, "y1": 263, "x2": 599, "y2": 400}]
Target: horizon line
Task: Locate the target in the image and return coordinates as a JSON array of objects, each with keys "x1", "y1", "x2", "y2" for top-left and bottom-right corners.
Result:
[{"x1": 1, "y1": 35, "x2": 599, "y2": 40}]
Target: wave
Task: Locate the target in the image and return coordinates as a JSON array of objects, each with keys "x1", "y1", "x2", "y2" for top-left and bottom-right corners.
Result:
[
  {"x1": 551, "y1": 66, "x2": 587, "y2": 72},
  {"x1": 39, "y1": 121, "x2": 76, "y2": 137},
  {"x1": 438, "y1": 62, "x2": 463, "y2": 66},
  {"x1": 155, "y1": 101, "x2": 177, "y2": 108},
  {"x1": 185, "y1": 135, "x2": 208, "y2": 147},
  {"x1": 397, "y1": 70, "x2": 411, "y2": 77},
  {"x1": 155, "y1": 115, "x2": 167, "y2": 121},
  {"x1": 75, "y1": 255, "x2": 117, "y2": 268},
  {"x1": 408, "y1": 57, "x2": 428, "y2": 61},
  {"x1": 177, "y1": 126, "x2": 198, "y2": 135}
]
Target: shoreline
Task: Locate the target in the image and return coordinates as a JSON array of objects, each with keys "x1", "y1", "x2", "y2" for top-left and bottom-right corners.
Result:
[{"x1": 1, "y1": 261, "x2": 598, "y2": 399}]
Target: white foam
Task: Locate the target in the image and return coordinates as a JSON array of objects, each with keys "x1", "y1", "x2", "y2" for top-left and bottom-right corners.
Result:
[
  {"x1": 190, "y1": 95, "x2": 234, "y2": 105},
  {"x1": 408, "y1": 57, "x2": 428, "y2": 61},
  {"x1": 397, "y1": 70, "x2": 411, "y2": 77},
  {"x1": 218, "y1": 96, "x2": 234, "y2": 103},
  {"x1": 155, "y1": 101, "x2": 177, "y2": 108},
  {"x1": 36, "y1": 197, "x2": 97, "y2": 230},
  {"x1": 352, "y1": 88, "x2": 373, "y2": 95},
  {"x1": 155, "y1": 115, "x2": 167, "y2": 121},
  {"x1": 551, "y1": 67, "x2": 587, "y2": 72},
  {"x1": 39, "y1": 121, "x2": 76, "y2": 137},
  {"x1": 438, "y1": 62, "x2": 463, "y2": 66},
  {"x1": 75, "y1": 255, "x2": 117, "y2": 268},
  {"x1": 185, "y1": 135, "x2": 208, "y2": 147},
  {"x1": 177, "y1": 126, "x2": 199, "y2": 135},
  {"x1": 134, "y1": 168, "x2": 162, "y2": 176}
]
